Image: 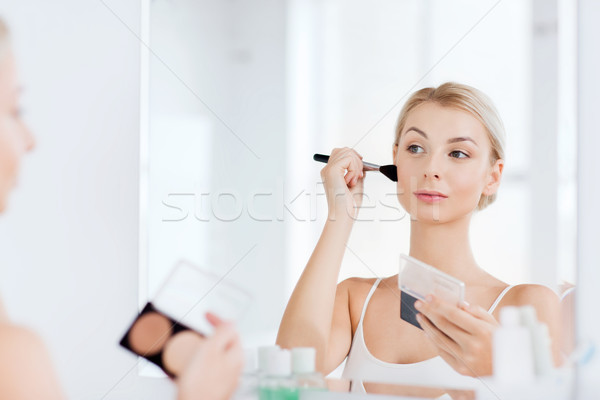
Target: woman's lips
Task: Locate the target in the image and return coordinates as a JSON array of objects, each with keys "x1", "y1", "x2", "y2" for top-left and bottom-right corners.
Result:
[{"x1": 413, "y1": 191, "x2": 448, "y2": 203}]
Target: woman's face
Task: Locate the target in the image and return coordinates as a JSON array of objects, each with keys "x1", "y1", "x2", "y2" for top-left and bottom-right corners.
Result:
[
  {"x1": 0, "y1": 48, "x2": 34, "y2": 213},
  {"x1": 393, "y1": 102, "x2": 503, "y2": 224}
]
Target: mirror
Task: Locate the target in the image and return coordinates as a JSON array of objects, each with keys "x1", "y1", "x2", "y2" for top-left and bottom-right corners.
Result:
[{"x1": 143, "y1": 0, "x2": 577, "y2": 378}]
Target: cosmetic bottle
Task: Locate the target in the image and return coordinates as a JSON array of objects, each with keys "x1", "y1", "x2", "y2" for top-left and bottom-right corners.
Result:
[
  {"x1": 520, "y1": 306, "x2": 554, "y2": 377},
  {"x1": 493, "y1": 306, "x2": 535, "y2": 383},
  {"x1": 258, "y1": 345, "x2": 281, "y2": 374},
  {"x1": 291, "y1": 347, "x2": 327, "y2": 392},
  {"x1": 259, "y1": 348, "x2": 298, "y2": 400},
  {"x1": 235, "y1": 348, "x2": 260, "y2": 400}
]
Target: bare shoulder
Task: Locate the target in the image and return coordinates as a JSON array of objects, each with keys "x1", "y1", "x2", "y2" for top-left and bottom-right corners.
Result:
[
  {"x1": 496, "y1": 284, "x2": 560, "y2": 325},
  {"x1": 337, "y1": 276, "x2": 379, "y2": 292},
  {"x1": 503, "y1": 283, "x2": 560, "y2": 307},
  {"x1": 338, "y1": 277, "x2": 388, "y2": 326},
  {"x1": 337, "y1": 277, "x2": 381, "y2": 303},
  {"x1": 0, "y1": 324, "x2": 51, "y2": 370},
  {"x1": 0, "y1": 323, "x2": 45, "y2": 351},
  {"x1": 0, "y1": 324, "x2": 64, "y2": 399}
]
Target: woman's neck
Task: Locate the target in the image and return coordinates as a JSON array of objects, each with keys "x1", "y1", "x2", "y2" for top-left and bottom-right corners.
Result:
[{"x1": 408, "y1": 215, "x2": 484, "y2": 284}]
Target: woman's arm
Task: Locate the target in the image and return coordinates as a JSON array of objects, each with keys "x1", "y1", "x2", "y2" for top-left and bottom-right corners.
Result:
[
  {"x1": 0, "y1": 324, "x2": 64, "y2": 399},
  {"x1": 276, "y1": 147, "x2": 365, "y2": 374}
]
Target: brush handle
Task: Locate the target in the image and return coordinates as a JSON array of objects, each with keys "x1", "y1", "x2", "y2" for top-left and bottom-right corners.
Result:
[{"x1": 313, "y1": 153, "x2": 380, "y2": 170}]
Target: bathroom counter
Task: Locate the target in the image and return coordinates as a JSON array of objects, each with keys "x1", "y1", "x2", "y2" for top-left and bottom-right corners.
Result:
[{"x1": 233, "y1": 370, "x2": 574, "y2": 400}]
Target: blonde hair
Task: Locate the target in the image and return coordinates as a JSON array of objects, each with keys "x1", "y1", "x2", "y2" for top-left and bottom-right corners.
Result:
[{"x1": 394, "y1": 82, "x2": 505, "y2": 210}]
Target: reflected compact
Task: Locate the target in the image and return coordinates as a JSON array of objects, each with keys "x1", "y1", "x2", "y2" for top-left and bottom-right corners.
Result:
[
  {"x1": 398, "y1": 254, "x2": 465, "y2": 330},
  {"x1": 119, "y1": 260, "x2": 251, "y2": 377}
]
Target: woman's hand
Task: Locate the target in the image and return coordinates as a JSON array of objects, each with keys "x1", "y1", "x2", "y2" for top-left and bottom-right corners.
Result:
[
  {"x1": 414, "y1": 295, "x2": 499, "y2": 377},
  {"x1": 320, "y1": 147, "x2": 365, "y2": 221},
  {"x1": 177, "y1": 313, "x2": 244, "y2": 400}
]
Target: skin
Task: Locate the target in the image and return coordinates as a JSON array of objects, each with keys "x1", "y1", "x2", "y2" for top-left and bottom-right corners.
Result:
[
  {"x1": 0, "y1": 47, "x2": 35, "y2": 213},
  {"x1": 277, "y1": 101, "x2": 562, "y2": 385},
  {"x1": 0, "y1": 324, "x2": 64, "y2": 400},
  {"x1": 177, "y1": 313, "x2": 244, "y2": 400},
  {"x1": 0, "y1": 46, "x2": 63, "y2": 400},
  {"x1": 0, "y1": 42, "x2": 242, "y2": 399}
]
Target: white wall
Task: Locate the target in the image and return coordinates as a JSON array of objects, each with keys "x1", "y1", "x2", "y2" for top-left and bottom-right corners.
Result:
[
  {"x1": 283, "y1": 0, "x2": 557, "y2": 289},
  {"x1": 146, "y1": 0, "x2": 288, "y2": 346},
  {"x1": 576, "y1": 0, "x2": 600, "y2": 396},
  {"x1": 0, "y1": 1, "x2": 173, "y2": 398}
]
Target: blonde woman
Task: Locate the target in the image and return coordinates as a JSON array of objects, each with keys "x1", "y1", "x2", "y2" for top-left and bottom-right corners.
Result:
[
  {"x1": 0, "y1": 18, "x2": 241, "y2": 400},
  {"x1": 277, "y1": 83, "x2": 561, "y2": 394}
]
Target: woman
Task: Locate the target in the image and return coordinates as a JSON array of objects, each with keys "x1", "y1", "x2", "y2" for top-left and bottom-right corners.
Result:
[
  {"x1": 276, "y1": 83, "x2": 561, "y2": 393},
  {"x1": 0, "y1": 18, "x2": 242, "y2": 400}
]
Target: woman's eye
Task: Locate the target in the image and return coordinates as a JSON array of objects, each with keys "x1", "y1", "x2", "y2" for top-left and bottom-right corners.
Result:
[
  {"x1": 406, "y1": 144, "x2": 424, "y2": 154},
  {"x1": 449, "y1": 150, "x2": 469, "y2": 159}
]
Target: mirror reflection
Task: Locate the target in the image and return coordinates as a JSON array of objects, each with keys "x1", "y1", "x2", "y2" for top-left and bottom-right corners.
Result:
[{"x1": 145, "y1": 0, "x2": 577, "y2": 394}]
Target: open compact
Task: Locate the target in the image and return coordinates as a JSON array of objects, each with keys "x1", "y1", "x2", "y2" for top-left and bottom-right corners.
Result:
[
  {"x1": 120, "y1": 302, "x2": 205, "y2": 377},
  {"x1": 119, "y1": 260, "x2": 251, "y2": 377}
]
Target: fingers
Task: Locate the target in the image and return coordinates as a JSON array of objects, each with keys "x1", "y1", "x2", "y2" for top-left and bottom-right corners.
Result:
[
  {"x1": 461, "y1": 303, "x2": 498, "y2": 326},
  {"x1": 417, "y1": 313, "x2": 462, "y2": 357},
  {"x1": 209, "y1": 321, "x2": 240, "y2": 351},
  {"x1": 206, "y1": 312, "x2": 241, "y2": 348},
  {"x1": 417, "y1": 295, "x2": 498, "y2": 340},
  {"x1": 205, "y1": 312, "x2": 224, "y2": 327},
  {"x1": 415, "y1": 297, "x2": 471, "y2": 344},
  {"x1": 326, "y1": 147, "x2": 364, "y2": 187}
]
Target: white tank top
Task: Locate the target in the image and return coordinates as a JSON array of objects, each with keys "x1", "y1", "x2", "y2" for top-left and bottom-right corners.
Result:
[{"x1": 341, "y1": 278, "x2": 514, "y2": 394}]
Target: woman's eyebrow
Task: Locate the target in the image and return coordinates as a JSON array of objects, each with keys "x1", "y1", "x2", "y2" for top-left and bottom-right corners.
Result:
[
  {"x1": 405, "y1": 127, "x2": 428, "y2": 138},
  {"x1": 447, "y1": 136, "x2": 478, "y2": 147},
  {"x1": 405, "y1": 127, "x2": 478, "y2": 147}
]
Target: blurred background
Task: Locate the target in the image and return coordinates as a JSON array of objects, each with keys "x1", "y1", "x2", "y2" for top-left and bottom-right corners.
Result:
[{"x1": 0, "y1": 0, "x2": 584, "y2": 398}]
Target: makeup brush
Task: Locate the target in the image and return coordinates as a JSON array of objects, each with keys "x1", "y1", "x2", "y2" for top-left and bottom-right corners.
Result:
[{"x1": 313, "y1": 153, "x2": 397, "y2": 182}]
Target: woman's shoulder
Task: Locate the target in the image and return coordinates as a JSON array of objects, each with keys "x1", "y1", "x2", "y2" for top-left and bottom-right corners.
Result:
[
  {"x1": 0, "y1": 323, "x2": 42, "y2": 343},
  {"x1": 338, "y1": 276, "x2": 379, "y2": 289},
  {"x1": 338, "y1": 276, "x2": 399, "y2": 308},
  {"x1": 0, "y1": 323, "x2": 48, "y2": 360},
  {"x1": 502, "y1": 283, "x2": 560, "y2": 306},
  {"x1": 0, "y1": 323, "x2": 64, "y2": 399},
  {"x1": 337, "y1": 276, "x2": 393, "y2": 296},
  {"x1": 494, "y1": 283, "x2": 561, "y2": 323}
]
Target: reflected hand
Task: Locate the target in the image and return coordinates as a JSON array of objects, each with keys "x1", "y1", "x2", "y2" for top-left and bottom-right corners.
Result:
[
  {"x1": 177, "y1": 313, "x2": 244, "y2": 400},
  {"x1": 320, "y1": 147, "x2": 365, "y2": 220},
  {"x1": 414, "y1": 295, "x2": 499, "y2": 377}
]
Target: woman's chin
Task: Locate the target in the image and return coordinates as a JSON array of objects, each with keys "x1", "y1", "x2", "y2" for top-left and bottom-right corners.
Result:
[{"x1": 410, "y1": 214, "x2": 446, "y2": 224}]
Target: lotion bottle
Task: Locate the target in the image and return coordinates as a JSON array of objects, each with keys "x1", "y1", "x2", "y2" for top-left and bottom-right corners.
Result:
[{"x1": 493, "y1": 306, "x2": 535, "y2": 383}]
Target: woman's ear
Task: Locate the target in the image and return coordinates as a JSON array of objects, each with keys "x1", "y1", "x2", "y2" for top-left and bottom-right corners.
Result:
[
  {"x1": 482, "y1": 159, "x2": 504, "y2": 196},
  {"x1": 393, "y1": 144, "x2": 398, "y2": 162}
]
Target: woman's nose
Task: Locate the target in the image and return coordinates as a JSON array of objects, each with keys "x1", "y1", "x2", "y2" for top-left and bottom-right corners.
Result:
[{"x1": 423, "y1": 157, "x2": 441, "y2": 180}]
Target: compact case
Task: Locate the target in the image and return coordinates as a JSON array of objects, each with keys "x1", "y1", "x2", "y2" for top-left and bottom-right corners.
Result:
[
  {"x1": 398, "y1": 254, "x2": 465, "y2": 330},
  {"x1": 119, "y1": 260, "x2": 251, "y2": 377},
  {"x1": 120, "y1": 302, "x2": 202, "y2": 377}
]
